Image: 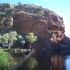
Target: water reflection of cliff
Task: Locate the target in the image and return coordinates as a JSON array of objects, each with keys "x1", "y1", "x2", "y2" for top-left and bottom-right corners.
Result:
[
  {"x1": 17, "y1": 53, "x2": 66, "y2": 70},
  {"x1": 51, "y1": 55, "x2": 66, "y2": 70}
]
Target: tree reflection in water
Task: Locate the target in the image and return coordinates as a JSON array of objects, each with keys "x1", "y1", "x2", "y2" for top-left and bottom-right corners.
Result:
[{"x1": 17, "y1": 54, "x2": 70, "y2": 70}]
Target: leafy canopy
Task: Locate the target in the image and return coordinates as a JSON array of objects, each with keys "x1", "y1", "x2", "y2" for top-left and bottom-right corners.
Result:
[
  {"x1": 0, "y1": 31, "x2": 18, "y2": 49},
  {"x1": 26, "y1": 32, "x2": 37, "y2": 43},
  {"x1": 0, "y1": 50, "x2": 16, "y2": 70}
]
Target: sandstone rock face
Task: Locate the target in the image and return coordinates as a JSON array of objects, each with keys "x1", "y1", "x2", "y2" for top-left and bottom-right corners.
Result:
[{"x1": 13, "y1": 8, "x2": 65, "y2": 48}]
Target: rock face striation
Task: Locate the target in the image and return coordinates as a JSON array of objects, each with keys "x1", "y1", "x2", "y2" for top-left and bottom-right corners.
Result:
[{"x1": 13, "y1": 5, "x2": 65, "y2": 48}]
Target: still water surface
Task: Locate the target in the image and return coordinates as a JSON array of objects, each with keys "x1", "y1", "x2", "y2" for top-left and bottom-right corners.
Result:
[
  {"x1": 11, "y1": 52, "x2": 70, "y2": 70},
  {"x1": 65, "y1": 56, "x2": 70, "y2": 70}
]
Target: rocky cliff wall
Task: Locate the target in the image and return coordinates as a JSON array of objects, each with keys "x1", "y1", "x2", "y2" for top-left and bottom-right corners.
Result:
[
  {"x1": 0, "y1": 3, "x2": 65, "y2": 48},
  {"x1": 13, "y1": 7, "x2": 65, "y2": 48}
]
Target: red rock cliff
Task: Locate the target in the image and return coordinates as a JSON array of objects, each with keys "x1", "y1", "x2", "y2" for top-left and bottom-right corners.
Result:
[{"x1": 13, "y1": 6, "x2": 65, "y2": 48}]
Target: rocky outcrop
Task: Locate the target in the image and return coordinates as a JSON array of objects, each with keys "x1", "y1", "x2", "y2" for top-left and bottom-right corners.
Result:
[
  {"x1": 0, "y1": 3, "x2": 68, "y2": 70},
  {"x1": 0, "y1": 3, "x2": 65, "y2": 48},
  {"x1": 0, "y1": 3, "x2": 14, "y2": 25},
  {"x1": 13, "y1": 8, "x2": 65, "y2": 48},
  {"x1": 0, "y1": 3, "x2": 14, "y2": 8},
  {"x1": 0, "y1": 17, "x2": 13, "y2": 33},
  {"x1": 0, "y1": 3, "x2": 66, "y2": 54}
]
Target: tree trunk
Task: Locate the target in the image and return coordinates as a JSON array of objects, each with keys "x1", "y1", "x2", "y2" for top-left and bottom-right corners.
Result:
[
  {"x1": 8, "y1": 43, "x2": 10, "y2": 50},
  {"x1": 22, "y1": 44, "x2": 25, "y2": 58},
  {"x1": 30, "y1": 43, "x2": 31, "y2": 49}
]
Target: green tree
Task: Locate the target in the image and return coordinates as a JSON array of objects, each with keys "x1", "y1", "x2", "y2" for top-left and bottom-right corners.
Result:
[
  {"x1": 17, "y1": 35, "x2": 25, "y2": 57},
  {"x1": 17, "y1": 35, "x2": 25, "y2": 49},
  {"x1": 26, "y1": 32, "x2": 37, "y2": 49},
  {"x1": 21, "y1": 40, "x2": 25, "y2": 57},
  {"x1": 0, "y1": 50, "x2": 16, "y2": 70},
  {"x1": 0, "y1": 31, "x2": 18, "y2": 49},
  {"x1": 17, "y1": 35, "x2": 23, "y2": 40},
  {"x1": 21, "y1": 40, "x2": 25, "y2": 49},
  {"x1": 0, "y1": 51, "x2": 9, "y2": 70}
]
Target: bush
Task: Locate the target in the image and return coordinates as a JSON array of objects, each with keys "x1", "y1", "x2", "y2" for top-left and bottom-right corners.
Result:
[
  {"x1": 38, "y1": 11, "x2": 44, "y2": 16},
  {"x1": 0, "y1": 51, "x2": 9, "y2": 70},
  {"x1": 5, "y1": 8, "x2": 15, "y2": 14},
  {"x1": 0, "y1": 51, "x2": 16, "y2": 70}
]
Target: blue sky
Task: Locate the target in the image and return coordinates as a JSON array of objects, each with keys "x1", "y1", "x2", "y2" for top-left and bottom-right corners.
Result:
[{"x1": 0, "y1": 0, "x2": 70, "y2": 37}]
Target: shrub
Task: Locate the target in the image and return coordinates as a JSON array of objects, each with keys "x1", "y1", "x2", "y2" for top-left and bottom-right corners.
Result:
[
  {"x1": 0, "y1": 50, "x2": 16, "y2": 70},
  {"x1": 38, "y1": 11, "x2": 44, "y2": 16},
  {"x1": 0, "y1": 51, "x2": 9, "y2": 70},
  {"x1": 5, "y1": 8, "x2": 15, "y2": 14}
]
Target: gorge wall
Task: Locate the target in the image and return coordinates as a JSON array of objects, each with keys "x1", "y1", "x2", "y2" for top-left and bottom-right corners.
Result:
[
  {"x1": 0, "y1": 3, "x2": 69, "y2": 70},
  {"x1": 0, "y1": 3, "x2": 66, "y2": 48},
  {"x1": 13, "y1": 4, "x2": 65, "y2": 49}
]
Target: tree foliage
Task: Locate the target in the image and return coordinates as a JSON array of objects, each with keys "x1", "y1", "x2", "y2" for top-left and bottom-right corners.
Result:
[
  {"x1": 17, "y1": 35, "x2": 25, "y2": 48},
  {"x1": 17, "y1": 35, "x2": 23, "y2": 40},
  {"x1": 26, "y1": 32, "x2": 37, "y2": 49},
  {"x1": 21, "y1": 40, "x2": 25, "y2": 46},
  {"x1": 0, "y1": 31, "x2": 18, "y2": 49},
  {"x1": 0, "y1": 51, "x2": 16, "y2": 70},
  {"x1": 0, "y1": 51, "x2": 9, "y2": 69},
  {"x1": 26, "y1": 32, "x2": 37, "y2": 43}
]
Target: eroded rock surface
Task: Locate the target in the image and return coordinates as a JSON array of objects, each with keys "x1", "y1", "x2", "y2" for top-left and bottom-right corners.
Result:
[
  {"x1": 0, "y1": 3, "x2": 65, "y2": 48},
  {"x1": 13, "y1": 7, "x2": 65, "y2": 48}
]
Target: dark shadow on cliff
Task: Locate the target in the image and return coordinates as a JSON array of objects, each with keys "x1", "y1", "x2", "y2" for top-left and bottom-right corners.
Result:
[{"x1": 50, "y1": 36, "x2": 70, "y2": 55}]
